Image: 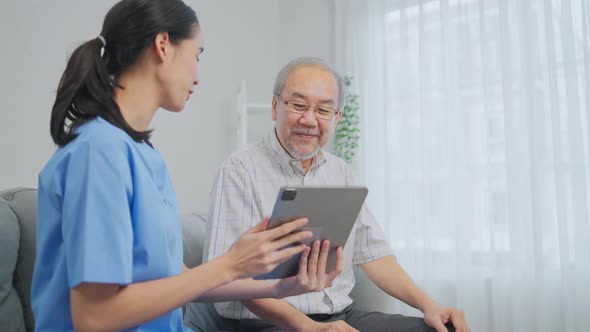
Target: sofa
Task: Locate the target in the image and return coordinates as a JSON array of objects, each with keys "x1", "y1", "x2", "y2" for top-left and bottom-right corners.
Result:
[{"x1": 0, "y1": 187, "x2": 391, "y2": 331}]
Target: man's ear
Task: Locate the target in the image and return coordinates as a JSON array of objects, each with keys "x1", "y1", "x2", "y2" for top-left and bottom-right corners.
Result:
[
  {"x1": 272, "y1": 96, "x2": 278, "y2": 121},
  {"x1": 331, "y1": 111, "x2": 343, "y2": 131},
  {"x1": 153, "y1": 32, "x2": 171, "y2": 62}
]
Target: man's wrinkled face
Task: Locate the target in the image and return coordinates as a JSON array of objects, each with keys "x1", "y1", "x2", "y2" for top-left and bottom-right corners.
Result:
[{"x1": 272, "y1": 65, "x2": 341, "y2": 160}]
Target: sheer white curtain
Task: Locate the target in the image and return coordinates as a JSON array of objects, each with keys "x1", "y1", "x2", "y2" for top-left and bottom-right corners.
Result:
[{"x1": 334, "y1": 0, "x2": 590, "y2": 331}]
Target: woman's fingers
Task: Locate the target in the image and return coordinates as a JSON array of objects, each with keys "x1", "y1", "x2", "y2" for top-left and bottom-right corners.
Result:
[
  {"x1": 272, "y1": 243, "x2": 308, "y2": 266},
  {"x1": 264, "y1": 218, "x2": 308, "y2": 240},
  {"x1": 270, "y1": 229, "x2": 312, "y2": 251}
]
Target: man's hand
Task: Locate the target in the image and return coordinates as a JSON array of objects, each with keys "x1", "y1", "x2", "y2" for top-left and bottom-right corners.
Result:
[
  {"x1": 423, "y1": 304, "x2": 470, "y2": 332},
  {"x1": 275, "y1": 240, "x2": 344, "y2": 298},
  {"x1": 304, "y1": 320, "x2": 359, "y2": 332}
]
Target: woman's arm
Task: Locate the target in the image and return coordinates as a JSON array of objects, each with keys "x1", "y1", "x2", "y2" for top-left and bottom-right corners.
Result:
[
  {"x1": 71, "y1": 256, "x2": 237, "y2": 331},
  {"x1": 195, "y1": 240, "x2": 344, "y2": 303},
  {"x1": 71, "y1": 217, "x2": 311, "y2": 331}
]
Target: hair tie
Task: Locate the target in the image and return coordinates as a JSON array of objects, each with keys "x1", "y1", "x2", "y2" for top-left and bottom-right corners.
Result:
[{"x1": 97, "y1": 35, "x2": 106, "y2": 47}]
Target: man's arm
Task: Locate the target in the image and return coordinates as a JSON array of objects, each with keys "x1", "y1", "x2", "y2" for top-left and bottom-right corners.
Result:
[
  {"x1": 191, "y1": 242, "x2": 342, "y2": 303},
  {"x1": 243, "y1": 298, "x2": 316, "y2": 331},
  {"x1": 243, "y1": 298, "x2": 358, "y2": 332},
  {"x1": 360, "y1": 256, "x2": 437, "y2": 312},
  {"x1": 361, "y1": 256, "x2": 469, "y2": 332},
  {"x1": 242, "y1": 242, "x2": 352, "y2": 332}
]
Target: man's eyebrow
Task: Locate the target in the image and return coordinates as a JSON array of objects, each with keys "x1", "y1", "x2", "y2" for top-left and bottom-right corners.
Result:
[{"x1": 289, "y1": 92, "x2": 335, "y2": 105}]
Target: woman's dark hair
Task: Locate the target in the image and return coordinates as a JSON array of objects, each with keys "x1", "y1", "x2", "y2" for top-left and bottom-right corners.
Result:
[{"x1": 50, "y1": 0, "x2": 199, "y2": 146}]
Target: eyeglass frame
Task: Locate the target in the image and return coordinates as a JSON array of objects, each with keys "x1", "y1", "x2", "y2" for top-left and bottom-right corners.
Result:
[{"x1": 275, "y1": 95, "x2": 341, "y2": 121}]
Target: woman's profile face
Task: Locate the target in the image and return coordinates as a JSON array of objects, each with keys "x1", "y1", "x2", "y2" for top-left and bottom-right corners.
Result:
[{"x1": 158, "y1": 27, "x2": 203, "y2": 113}]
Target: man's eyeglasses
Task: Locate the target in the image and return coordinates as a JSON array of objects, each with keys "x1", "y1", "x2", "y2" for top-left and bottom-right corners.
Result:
[{"x1": 276, "y1": 95, "x2": 339, "y2": 120}]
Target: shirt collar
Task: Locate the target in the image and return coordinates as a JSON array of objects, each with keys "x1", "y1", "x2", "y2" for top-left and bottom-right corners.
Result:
[{"x1": 265, "y1": 128, "x2": 327, "y2": 174}]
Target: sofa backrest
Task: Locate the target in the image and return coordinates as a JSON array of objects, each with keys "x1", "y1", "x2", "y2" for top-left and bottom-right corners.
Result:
[
  {"x1": 180, "y1": 214, "x2": 235, "y2": 332},
  {"x1": 180, "y1": 213, "x2": 208, "y2": 268},
  {"x1": 0, "y1": 188, "x2": 37, "y2": 332}
]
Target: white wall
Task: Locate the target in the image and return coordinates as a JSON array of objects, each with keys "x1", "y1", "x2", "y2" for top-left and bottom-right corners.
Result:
[{"x1": 0, "y1": 0, "x2": 334, "y2": 214}]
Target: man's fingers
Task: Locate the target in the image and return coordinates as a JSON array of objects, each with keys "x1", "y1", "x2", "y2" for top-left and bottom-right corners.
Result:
[
  {"x1": 317, "y1": 239, "x2": 330, "y2": 274},
  {"x1": 308, "y1": 240, "x2": 320, "y2": 275},
  {"x1": 265, "y1": 217, "x2": 308, "y2": 240},
  {"x1": 450, "y1": 311, "x2": 469, "y2": 332},
  {"x1": 327, "y1": 246, "x2": 344, "y2": 281},
  {"x1": 248, "y1": 216, "x2": 270, "y2": 233},
  {"x1": 298, "y1": 246, "x2": 311, "y2": 276},
  {"x1": 431, "y1": 319, "x2": 448, "y2": 332}
]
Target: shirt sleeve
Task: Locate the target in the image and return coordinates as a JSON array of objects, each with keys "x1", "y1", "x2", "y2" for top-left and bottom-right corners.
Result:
[
  {"x1": 203, "y1": 163, "x2": 261, "y2": 262},
  {"x1": 352, "y1": 203, "x2": 395, "y2": 265},
  {"x1": 61, "y1": 138, "x2": 134, "y2": 288},
  {"x1": 343, "y1": 162, "x2": 394, "y2": 265}
]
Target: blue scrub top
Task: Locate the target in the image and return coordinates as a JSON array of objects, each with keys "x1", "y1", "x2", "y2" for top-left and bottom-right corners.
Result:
[{"x1": 32, "y1": 117, "x2": 191, "y2": 331}]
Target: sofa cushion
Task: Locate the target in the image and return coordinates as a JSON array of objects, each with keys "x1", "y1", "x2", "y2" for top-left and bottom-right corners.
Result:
[
  {"x1": 181, "y1": 213, "x2": 208, "y2": 269},
  {"x1": 181, "y1": 214, "x2": 235, "y2": 331},
  {"x1": 0, "y1": 196, "x2": 26, "y2": 332},
  {"x1": 0, "y1": 188, "x2": 37, "y2": 331}
]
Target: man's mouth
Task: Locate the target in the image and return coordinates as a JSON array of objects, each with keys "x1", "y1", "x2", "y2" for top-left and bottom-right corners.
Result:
[
  {"x1": 295, "y1": 133, "x2": 317, "y2": 138},
  {"x1": 292, "y1": 128, "x2": 320, "y2": 138}
]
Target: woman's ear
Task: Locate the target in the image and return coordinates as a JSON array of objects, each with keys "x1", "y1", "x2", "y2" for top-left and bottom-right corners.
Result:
[{"x1": 153, "y1": 32, "x2": 171, "y2": 61}]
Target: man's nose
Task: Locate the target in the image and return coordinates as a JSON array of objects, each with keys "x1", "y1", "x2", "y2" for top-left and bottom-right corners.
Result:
[{"x1": 299, "y1": 107, "x2": 319, "y2": 126}]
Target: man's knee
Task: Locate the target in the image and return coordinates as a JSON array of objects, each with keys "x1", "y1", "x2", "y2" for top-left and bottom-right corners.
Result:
[
  {"x1": 347, "y1": 310, "x2": 457, "y2": 332},
  {"x1": 409, "y1": 321, "x2": 456, "y2": 332}
]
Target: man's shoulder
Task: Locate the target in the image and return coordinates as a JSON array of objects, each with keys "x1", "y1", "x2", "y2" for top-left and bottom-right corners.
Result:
[
  {"x1": 219, "y1": 142, "x2": 270, "y2": 170},
  {"x1": 321, "y1": 150, "x2": 350, "y2": 169}
]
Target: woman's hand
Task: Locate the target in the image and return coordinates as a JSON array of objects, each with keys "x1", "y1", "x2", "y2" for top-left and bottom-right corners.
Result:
[
  {"x1": 275, "y1": 239, "x2": 344, "y2": 299},
  {"x1": 224, "y1": 217, "x2": 313, "y2": 279}
]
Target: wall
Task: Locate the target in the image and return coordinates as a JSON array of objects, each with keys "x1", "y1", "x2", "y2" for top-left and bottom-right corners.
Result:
[{"x1": 0, "y1": 0, "x2": 334, "y2": 214}]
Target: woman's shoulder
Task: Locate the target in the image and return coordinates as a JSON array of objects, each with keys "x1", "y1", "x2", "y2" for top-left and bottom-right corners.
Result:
[
  {"x1": 73, "y1": 116, "x2": 135, "y2": 148},
  {"x1": 44, "y1": 117, "x2": 135, "y2": 171},
  {"x1": 39, "y1": 117, "x2": 137, "y2": 192}
]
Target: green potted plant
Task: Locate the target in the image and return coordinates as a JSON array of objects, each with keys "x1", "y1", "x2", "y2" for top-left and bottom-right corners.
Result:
[{"x1": 334, "y1": 76, "x2": 360, "y2": 164}]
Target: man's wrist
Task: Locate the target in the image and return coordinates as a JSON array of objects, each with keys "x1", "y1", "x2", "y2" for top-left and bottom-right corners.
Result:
[
  {"x1": 292, "y1": 317, "x2": 319, "y2": 332},
  {"x1": 271, "y1": 280, "x2": 282, "y2": 299},
  {"x1": 418, "y1": 297, "x2": 440, "y2": 313}
]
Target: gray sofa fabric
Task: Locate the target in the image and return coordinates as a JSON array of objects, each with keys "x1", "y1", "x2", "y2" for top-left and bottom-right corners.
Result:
[
  {"x1": 181, "y1": 214, "x2": 234, "y2": 332},
  {"x1": 0, "y1": 188, "x2": 37, "y2": 332},
  {"x1": 0, "y1": 188, "x2": 233, "y2": 332}
]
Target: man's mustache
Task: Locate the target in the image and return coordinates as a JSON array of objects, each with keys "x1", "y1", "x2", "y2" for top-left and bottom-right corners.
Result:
[{"x1": 291, "y1": 127, "x2": 321, "y2": 136}]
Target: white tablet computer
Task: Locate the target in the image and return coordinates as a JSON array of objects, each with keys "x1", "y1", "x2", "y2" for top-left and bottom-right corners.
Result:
[{"x1": 254, "y1": 186, "x2": 368, "y2": 280}]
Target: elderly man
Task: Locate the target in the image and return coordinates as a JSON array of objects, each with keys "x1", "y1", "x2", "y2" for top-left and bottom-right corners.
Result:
[{"x1": 201, "y1": 58, "x2": 469, "y2": 332}]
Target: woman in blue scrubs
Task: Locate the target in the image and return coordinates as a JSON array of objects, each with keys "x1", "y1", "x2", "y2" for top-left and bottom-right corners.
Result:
[{"x1": 31, "y1": 1, "x2": 342, "y2": 331}]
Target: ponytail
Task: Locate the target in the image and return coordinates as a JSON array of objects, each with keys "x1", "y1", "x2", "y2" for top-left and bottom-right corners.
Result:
[
  {"x1": 49, "y1": 36, "x2": 150, "y2": 146},
  {"x1": 49, "y1": 0, "x2": 198, "y2": 147}
]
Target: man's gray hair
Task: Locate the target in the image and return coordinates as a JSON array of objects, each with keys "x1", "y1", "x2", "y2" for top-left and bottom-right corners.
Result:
[{"x1": 273, "y1": 57, "x2": 345, "y2": 110}]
